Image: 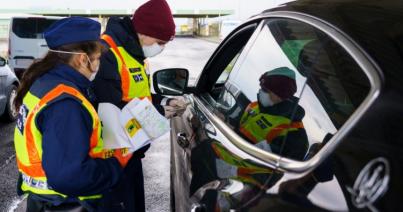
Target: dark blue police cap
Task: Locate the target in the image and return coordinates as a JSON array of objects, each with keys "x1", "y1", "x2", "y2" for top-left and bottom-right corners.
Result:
[{"x1": 44, "y1": 17, "x2": 101, "y2": 49}]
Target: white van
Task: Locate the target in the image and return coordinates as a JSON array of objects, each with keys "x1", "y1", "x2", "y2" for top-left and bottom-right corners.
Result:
[{"x1": 8, "y1": 15, "x2": 62, "y2": 78}]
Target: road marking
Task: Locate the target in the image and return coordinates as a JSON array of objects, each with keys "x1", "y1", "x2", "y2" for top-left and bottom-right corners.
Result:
[
  {"x1": 0, "y1": 153, "x2": 16, "y2": 170},
  {"x1": 8, "y1": 195, "x2": 26, "y2": 212}
]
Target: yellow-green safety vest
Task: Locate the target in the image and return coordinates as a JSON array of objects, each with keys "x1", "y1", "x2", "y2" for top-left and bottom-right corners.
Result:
[
  {"x1": 14, "y1": 84, "x2": 113, "y2": 201},
  {"x1": 102, "y1": 34, "x2": 152, "y2": 102},
  {"x1": 239, "y1": 102, "x2": 304, "y2": 145}
]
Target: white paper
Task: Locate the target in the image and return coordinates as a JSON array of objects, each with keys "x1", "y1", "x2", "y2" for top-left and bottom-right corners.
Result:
[
  {"x1": 120, "y1": 105, "x2": 151, "y2": 152},
  {"x1": 98, "y1": 98, "x2": 170, "y2": 153},
  {"x1": 98, "y1": 103, "x2": 132, "y2": 150},
  {"x1": 127, "y1": 98, "x2": 170, "y2": 139}
]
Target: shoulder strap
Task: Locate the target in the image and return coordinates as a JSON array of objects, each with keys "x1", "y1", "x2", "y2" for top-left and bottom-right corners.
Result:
[
  {"x1": 101, "y1": 34, "x2": 126, "y2": 66},
  {"x1": 24, "y1": 84, "x2": 96, "y2": 173}
]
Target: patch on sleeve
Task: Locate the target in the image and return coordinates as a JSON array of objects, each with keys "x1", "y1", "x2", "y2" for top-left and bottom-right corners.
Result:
[
  {"x1": 129, "y1": 68, "x2": 141, "y2": 73},
  {"x1": 17, "y1": 104, "x2": 29, "y2": 134}
]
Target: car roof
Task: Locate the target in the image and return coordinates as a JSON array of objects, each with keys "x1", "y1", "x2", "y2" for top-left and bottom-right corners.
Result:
[{"x1": 261, "y1": 0, "x2": 403, "y2": 84}]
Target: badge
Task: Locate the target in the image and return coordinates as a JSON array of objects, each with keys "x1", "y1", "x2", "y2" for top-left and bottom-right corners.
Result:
[
  {"x1": 256, "y1": 119, "x2": 267, "y2": 129},
  {"x1": 133, "y1": 74, "x2": 144, "y2": 82},
  {"x1": 129, "y1": 67, "x2": 141, "y2": 73},
  {"x1": 17, "y1": 104, "x2": 29, "y2": 134}
]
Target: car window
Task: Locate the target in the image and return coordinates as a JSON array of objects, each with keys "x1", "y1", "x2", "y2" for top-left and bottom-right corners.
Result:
[
  {"x1": 12, "y1": 18, "x2": 58, "y2": 39},
  {"x1": 216, "y1": 53, "x2": 241, "y2": 85},
  {"x1": 201, "y1": 23, "x2": 258, "y2": 102},
  {"x1": 214, "y1": 18, "x2": 371, "y2": 161}
]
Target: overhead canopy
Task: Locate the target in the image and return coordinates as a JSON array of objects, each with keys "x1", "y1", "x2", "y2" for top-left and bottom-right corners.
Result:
[{"x1": 0, "y1": 9, "x2": 234, "y2": 18}]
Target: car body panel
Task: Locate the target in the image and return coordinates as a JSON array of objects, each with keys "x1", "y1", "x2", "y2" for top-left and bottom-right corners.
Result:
[
  {"x1": 169, "y1": 1, "x2": 403, "y2": 211},
  {"x1": 0, "y1": 58, "x2": 18, "y2": 116}
]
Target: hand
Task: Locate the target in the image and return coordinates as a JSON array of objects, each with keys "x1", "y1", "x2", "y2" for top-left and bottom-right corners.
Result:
[
  {"x1": 163, "y1": 105, "x2": 177, "y2": 119},
  {"x1": 168, "y1": 96, "x2": 187, "y2": 108},
  {"x1": 167, "y1": 96, "x2": 188, "y2": 116},
  {"x1": 113, "y1": 148, "x2": 132, "y2": 168}
]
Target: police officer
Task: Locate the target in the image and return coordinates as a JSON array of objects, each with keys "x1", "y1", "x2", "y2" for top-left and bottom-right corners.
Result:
[
  {"x1": 13, "y1": 17, "x2": 131, "y2": 211},
  {"x1": 239, "y1": 67, "x2": 309, "y2": 161},
  {"x1": 92, "y1": 0, "x2": 186, "y2": 211}
]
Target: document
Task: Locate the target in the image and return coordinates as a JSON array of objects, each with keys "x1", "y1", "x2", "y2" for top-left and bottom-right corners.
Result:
[{"x1": 98, "y1": 98, "x2": 170, "y2": 153}]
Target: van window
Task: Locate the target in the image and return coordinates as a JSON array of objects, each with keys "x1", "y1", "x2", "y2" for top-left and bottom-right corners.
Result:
[{"x1": 12, "y1": 18, "x2": 57, "y2": 39}]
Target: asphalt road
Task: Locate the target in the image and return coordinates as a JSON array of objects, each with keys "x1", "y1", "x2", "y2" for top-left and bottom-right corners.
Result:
[
  {"x1": 0, "y1": 37, "x2": 218, "y2": 212},
  {"x1": 0, "y1": 120, "x2": 22, "y2": 212}
]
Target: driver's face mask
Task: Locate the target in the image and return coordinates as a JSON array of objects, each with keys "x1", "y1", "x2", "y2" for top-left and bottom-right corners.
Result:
[
  {"x1": 48, "y1": 49, "x2": 99, "y2": 80},
  {"x1": 258, "y1": 89, "x2": 274, "y2": 107}
]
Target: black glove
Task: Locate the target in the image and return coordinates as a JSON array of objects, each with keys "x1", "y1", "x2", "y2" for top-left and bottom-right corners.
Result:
[{"x1": 131, "y1": 144, "x2": 151, "y2": 158}]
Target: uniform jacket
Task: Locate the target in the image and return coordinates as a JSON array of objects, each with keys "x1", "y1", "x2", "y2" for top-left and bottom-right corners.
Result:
[
  {"x1": 25, "y1": 63, "x2": 122, "y2": 206},
  {"x1": 241, "y1": 97, "x2": 309, "y2": 161},
  {"x1": 92, "y1": 16, "x2": 165, "y2": 112}
]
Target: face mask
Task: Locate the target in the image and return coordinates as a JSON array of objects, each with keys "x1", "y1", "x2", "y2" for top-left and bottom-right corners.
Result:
[
  {"x1": 86, "y1": 58, "x2": 99, "y2": 81},
  {"x1": 258, "y1": 89, "x2": 274, "y2": 107},
  {"x1": 142, "y1": 43, "x2": 164, "y2": 58},
  {"x1": 89, "y1": 71, "x2": 98, "y2": 81},
  {"x1": 49, "y1": 49, "x2": 99, "y2": 81}
]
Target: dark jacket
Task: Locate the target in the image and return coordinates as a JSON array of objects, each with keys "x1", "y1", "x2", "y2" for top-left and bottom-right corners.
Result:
[
  {"x1": 92, "y1": 16, "x2": 165, "y2": 112},
  {"x1": 92, "y1": 16, "x2": 156, "y2": 212},
  {"x1": 247, "y1": 97, "x2": 309, "y2": 161},
  {"x1": 25, "y1": 64, "x2": 122, "y2": 208}
]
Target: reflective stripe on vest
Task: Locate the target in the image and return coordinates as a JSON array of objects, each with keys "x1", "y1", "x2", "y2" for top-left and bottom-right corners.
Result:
[
  {"x1": 14, "y1": 84, "x2": 109, "y2": 199},
  {"x1": 211, "y1": 141, "x2": 273, "y2": 188},
  {"x1": 211, "y1": 142, "x2": 272, "y2": 174},
  {"x1": 101, "y1": 34, "x2": 152, "y2": 102},
  {"x1": 239, "y1": 102, "x2": 303, "y2": 145}
]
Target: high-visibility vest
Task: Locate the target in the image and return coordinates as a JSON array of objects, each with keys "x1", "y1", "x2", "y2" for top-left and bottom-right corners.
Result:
[
  {"x1": 239, "y1": 102, "x2": 304, "y2": 145},
  {"x1": 211, "y1": 141, "x2": 274, "y2": 188},
  {"x1": 101, "y1": 34, "x2": 152, "y2": 102},
  {"x1": 14, "y1": 84, "x2": 113, "y2": 200}
]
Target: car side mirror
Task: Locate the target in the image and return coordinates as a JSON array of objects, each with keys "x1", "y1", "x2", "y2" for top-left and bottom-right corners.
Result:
[
  {"x1": 0, "y1": 57, "x2": 6, "y2": 67},
  {"x1": 153, "y1": 68, "x2": 189, "y2": 96}
]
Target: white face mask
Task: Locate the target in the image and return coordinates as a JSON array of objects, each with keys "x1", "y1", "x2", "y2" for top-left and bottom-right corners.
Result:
[
  {"x1": 89, "y1": 71, "x2": 98, "y2": 81},
  {"x1": 142, "y1": 43, "x2": 164, "y2": 58},
  {"x1": 258, "y1": 89, "x2": 274, "y2": 107},
  {"x1": 85, "y1": 55, "x2": 99, "y2": 82},
  {"x1": 49, "y1": 49, "x2": 99, "y2": 81}
]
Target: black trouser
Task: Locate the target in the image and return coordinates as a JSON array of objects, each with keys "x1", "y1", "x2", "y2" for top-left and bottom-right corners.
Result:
[
  {"x1": 26, "y1": 195, "x2": 86, "y2": 212},
  {"x1": 99, "y1": 157, "x2": 145, "y2": 212}
]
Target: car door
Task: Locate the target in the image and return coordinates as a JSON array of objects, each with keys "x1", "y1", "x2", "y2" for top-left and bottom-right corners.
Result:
[
  {"x1": 254, "y1": 14, "x2": 403, "y2": 212},
  {"x1": 202, "y1": 13, "x2": 387, "y2": 212},
  {"x1": 170, "y1": 21, "x2": 264, "y2": 212},
  {"x1": 172, "y1": 11, "x2": 398, "y2": 212}
]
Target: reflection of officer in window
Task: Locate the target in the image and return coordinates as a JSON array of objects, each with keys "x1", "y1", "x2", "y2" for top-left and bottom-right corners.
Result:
[{"x1": 239, "y1": 67, "x2": 308, "y2": 161}]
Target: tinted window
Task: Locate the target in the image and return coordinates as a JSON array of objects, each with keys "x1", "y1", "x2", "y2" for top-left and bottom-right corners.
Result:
[
  {"x1": 215, "y1": 18, "x2": 371, "y2": 161},
  {"x1": 12, "y1": 18, "x2": 58, "y2": 39},
  {"x1": 202, "y1": 23, "x2": 257, "y2": 102}
]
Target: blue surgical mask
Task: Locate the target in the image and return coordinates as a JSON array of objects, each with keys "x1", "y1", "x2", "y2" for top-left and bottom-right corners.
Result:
[{"x1": 258, "y1": 89, "x2": 274, "y2": 107}]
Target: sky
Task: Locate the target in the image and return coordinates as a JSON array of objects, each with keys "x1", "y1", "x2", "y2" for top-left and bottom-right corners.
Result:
[{"x1": 1, "y1": 0, "x2": 293, "y2": 20}]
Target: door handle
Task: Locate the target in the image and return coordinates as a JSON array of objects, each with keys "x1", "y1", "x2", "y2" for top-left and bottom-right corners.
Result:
[{"x1": 177, "y1": 132, "x2": 189, "y2": 148}]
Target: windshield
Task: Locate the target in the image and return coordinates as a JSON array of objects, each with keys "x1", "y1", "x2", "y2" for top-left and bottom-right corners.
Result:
[{"x1": 12, "y1": 18, "x2": 58, "y2": 39}]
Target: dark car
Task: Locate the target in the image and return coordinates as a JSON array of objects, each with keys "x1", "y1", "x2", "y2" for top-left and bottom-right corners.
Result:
[
  {"x1": 0, "y1": 56, "x2": 18, "y2": 122},
  {"x1": 153, "y1": 0, "x2": 403, "y2": 211}
]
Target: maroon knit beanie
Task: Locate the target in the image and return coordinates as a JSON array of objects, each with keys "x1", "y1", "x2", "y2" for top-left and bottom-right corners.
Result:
[
  {"x1": 259, "y1": 67, "x2": 297, "y2": 100},
  {"x1": 132, "y1": 0, "x2": 176, "y2": 42}
]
